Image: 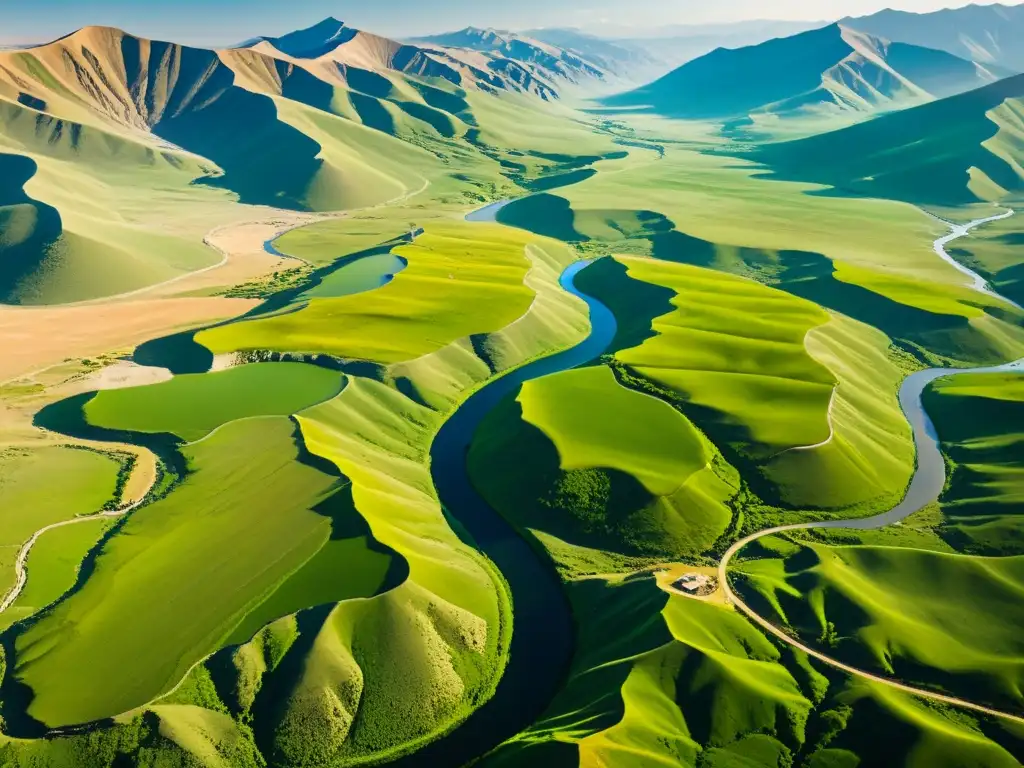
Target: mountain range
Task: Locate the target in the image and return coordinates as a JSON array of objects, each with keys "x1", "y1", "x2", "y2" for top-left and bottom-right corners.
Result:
[
  {"x1": 843, "y1": 2, "x2": 1024, "y2": 72},
  {"x1": 602, "y1": 23, "x2": 1014, "y2": 120}
]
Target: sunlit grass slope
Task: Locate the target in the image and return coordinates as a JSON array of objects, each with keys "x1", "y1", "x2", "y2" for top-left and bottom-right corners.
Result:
[
  {"x1": 83, "y1": 362, "x2": 344, "y2": 441},
  {"x1": 519, "y1": 366, "x2": 708, "y2": 496},
  {"x1": 0, "y1": 111, "x2": 228, "y2": 304},
  {"x1": 0, "y1": 445, "x2": 121, "y2": 594},
  {"x1": 469, "y1": 363, "x2": 735, "y2": 571},
  {"x1": 196, "y1": 221, "x2": 536, "y2": 362},
  {"x1": 925, "y1": 372, "x2": 1024, "y2": 554},
  {"x1": 735, "y1": 538, "x2": 1024, "y2": 712},
  {"x1": 13, "y1": 417, "x2": 394, "y2": 727},
  {"x1": 610, "y1": 256, "x2": 836, "y2": 457},
  {"x1": 483, "y1": 563, "x2": 1023, "y2": 768},
  {"x1": 5, "y1": 225, "x2": 592, "y2": 763},
  {"x1": 0, "y1": 518, "x2": 113, "y2": 634},
  {"x1": 484, "y1": 573, "x2": 810, "y2": 767},
  {"x1": 496, "y1": 147, "x2": 1024, "y2": 365},
  {"x1": 557, "y1": 254, "x2": 914, "y2": 515}
]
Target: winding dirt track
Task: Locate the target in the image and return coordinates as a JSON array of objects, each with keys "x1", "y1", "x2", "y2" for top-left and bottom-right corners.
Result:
[
  {"x1": 0, "y1": 180, "x2": 437, "y2": 617},
  {"x1": 718, "y1": 208, "x2": 1024, "y2": 725},
  {"x1": 0, "y1": 495, "x2": 147, "y2": 615}
]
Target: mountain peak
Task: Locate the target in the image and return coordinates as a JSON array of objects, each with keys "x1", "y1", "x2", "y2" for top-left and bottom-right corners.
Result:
[{"x1": 268, "y1": 16, "x2": 358, "y2": 58}]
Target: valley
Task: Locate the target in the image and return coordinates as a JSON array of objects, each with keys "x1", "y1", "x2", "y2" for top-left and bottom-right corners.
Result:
[{"x1": 0, "y1": 5, "x2": 1022, "y2": 768}]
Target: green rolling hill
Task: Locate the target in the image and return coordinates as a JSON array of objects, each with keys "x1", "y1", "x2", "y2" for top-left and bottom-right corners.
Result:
[{"x1": 754, "y1": 71, "x2": 1024, "y2": 204}]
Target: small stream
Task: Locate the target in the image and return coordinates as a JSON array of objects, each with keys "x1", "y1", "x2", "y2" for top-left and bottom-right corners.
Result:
[{"x1": 930, "y1": 208, "x2": 1021, "y2": 311}]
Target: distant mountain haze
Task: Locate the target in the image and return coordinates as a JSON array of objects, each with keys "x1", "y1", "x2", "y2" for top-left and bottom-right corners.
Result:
[
  {"x1": 3, "y1": 1, "x2": 1023, "y2": 47},
  {"x1": 844, "y1": 2, "x2": 1024, "y2": 70},
  {"x1": 603, "y1": 23, "x2": 1010, "y2": 121},
  {"x1": 410, "y1": 27, "x2": 610, "y2": 88}
]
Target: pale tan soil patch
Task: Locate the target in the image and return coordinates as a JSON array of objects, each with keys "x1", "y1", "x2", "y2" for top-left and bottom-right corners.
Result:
[
  {"x1": 654, "y1": 563, "x2": 728, "y2": 606},
  {"x1": 156, "y1": 213, "x2": 327, "y2": 297},
  {"x1": 85, "y1": 360, "x2": 174, "y2": 392},
  {"x1": 0, "y1": 297, "x2": 257, "y2": 385}
]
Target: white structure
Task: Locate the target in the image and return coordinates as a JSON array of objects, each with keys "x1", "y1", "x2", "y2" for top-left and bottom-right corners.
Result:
[{"x1": 674, "y1": 573, "x2": 712, "y2": 595}]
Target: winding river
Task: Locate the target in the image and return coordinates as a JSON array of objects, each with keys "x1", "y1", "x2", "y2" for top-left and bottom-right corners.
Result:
[
  {"x1": 387, "y1": 204, "x2": 617, "y2": 765},
  {"x1": 720, "y1": 209, "x2": 1024, "y2": 724},
  {"x1": 421, "y1": 200, "x2": 1024, "y2": 761}
]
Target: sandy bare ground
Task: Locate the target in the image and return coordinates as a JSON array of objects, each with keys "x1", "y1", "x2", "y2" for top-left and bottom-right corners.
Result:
[
  {"x1": 84, "y1": 360, "x2": 174, "y2": 391},
  {"x1": 653, "y1": 564, "x2": 726, "y2": 605},
  {"x1": 0, "y1": 297, "x2": 257, "y2": 386},
  {"x1": 149, "y1": 212, "x2": 326, "y2": 297}
]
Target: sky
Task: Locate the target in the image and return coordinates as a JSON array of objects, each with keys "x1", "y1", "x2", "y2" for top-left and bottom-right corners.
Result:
[{"x1": 0, "y1": 0, "x2": 1019, "y2": 46}]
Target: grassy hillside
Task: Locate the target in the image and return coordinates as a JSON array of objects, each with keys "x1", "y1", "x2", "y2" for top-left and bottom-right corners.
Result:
[
  {"x1": 469, "y1": 364, "x2": 735, "y2": 572},
  {"x1": 11, "y1": 417, "x2": 394, "y2": 728},
  {"x1": 497, "y1": 148, "x2": 1024, "y2": 365},
  {"x1": 196, "y1": 221, "x2": 536, "y2": 362},
  {"x1": 483, "y1": 566, "x2": 1024, "y2": 768},
  {"x1": 735, "y1": 539, "x2": 1024, "y2": 713},
  {"x1": 925, "y1": 372, "x2": 1024, "y2": 555},
  {"x1": 754, "y1": 73, "x2": 1024, "y2": 205},
  {"x1": 0, "y1": 23, "x2": 627, "y2": 304}
]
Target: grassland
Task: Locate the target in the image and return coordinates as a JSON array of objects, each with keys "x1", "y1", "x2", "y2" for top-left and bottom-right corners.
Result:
[
  {"x1": 753, "y1": 74, "x2": 1024, "y2": 206},
  {"x1": 12, "y1": 416, "x2": 394, "y2": 727},
  {"x1": 497, "y1": 146, "x2": 1024, "y2": 366},
  {"x1": 518, "y1": 365, "x2": 708, "y2": 496},
  {"x1": 734, "y1": 538, "x2": 1024, "y2": 713},
  {"x1": 0, "y1": 517, "x2": 114, "y2": 633},
  {"x1": 925, "y1": 372, "x2": 1024, "y2": 554},
  {"x1": 273, "y1": 217, "x2": 420, "y2": 266},
  {"x1": 483, "y1": 562, "x2": 1024, "y2": 767},
  {"x1": 0, "y1": 445, "x2": 122, "y2": 595},
  {"x1": 196, "y1": 221, "x2": 537, "y2": 363},
  {"x1": 469, "y1": 362, "x2": 736, "y2": 572},
  {"x1": 82, "y1": 362, "x2": 345, "y2": 442},
  {"x1": 3, "y1": 28, "x2": 1024, "y2": 766},
  {"x1": 572, "y1": 254, "x2": 914, "y2": 515}
]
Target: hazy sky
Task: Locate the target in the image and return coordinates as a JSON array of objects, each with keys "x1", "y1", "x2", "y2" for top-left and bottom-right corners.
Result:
[{"x1": 0, "y1": 0, "x2": 1019, "y2": 46}]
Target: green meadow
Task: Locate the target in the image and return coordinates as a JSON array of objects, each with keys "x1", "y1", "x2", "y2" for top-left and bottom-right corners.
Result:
[
  {"x1": 482, "y1": 562, "x2": 1023, "y2": 768},
  {"x1": 2, "y1": 14, "x2": 1024, "y2": 767},
  {"x1": 496, "y1": 147, "x2": 1024, "y2": 366},
  {"x1": 518, "y1": 365, "x2": 708, "y2": 496},
  {"x1": 197, "y1": 221, "x2": 537, "y2": 363},
  {"x1": 570, "y1": 254, "x2": 914, "y2": 515},
  {"x1": 0, "y1": 446, "x2": 122, "y2": 594},
  {"x1": 14, "y1": 417, "x2": 394, "y2": 727},
  {"x1": 469, "y1": 363, "x2": 735, "y2": 572},
  {"x1": 925, "y1": 372, "x2": 1024, "y2": 554},
  {"x1": 734, "y1": 538, "x2": 1024, "y2": 713},
  {"x1": 83, "y1": 362, "x2": 345, "y2": 442},
  {"x1": 0, "y1": 517, "x2": 114, "y2": 633}
]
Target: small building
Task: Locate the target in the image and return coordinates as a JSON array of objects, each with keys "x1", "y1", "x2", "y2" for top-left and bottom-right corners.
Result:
[{"x1": 673, "y1": 573, "x2": 711, "y2": 595}]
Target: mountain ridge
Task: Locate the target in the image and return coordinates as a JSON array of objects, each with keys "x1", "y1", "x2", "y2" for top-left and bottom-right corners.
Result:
[{"x1": 602, "y1": 22, "x2": 1011, "y2": 122}]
